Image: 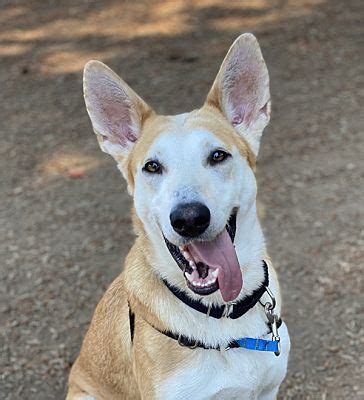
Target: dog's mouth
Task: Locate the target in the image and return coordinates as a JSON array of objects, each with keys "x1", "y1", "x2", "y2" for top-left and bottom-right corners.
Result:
[{"x1": 164, "y1": 209, "x2": 242, "y2": 302}]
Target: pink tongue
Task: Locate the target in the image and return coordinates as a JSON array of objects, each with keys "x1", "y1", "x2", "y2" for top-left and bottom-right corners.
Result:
[{"x1": 187, "y1": 230, "x2": 242, "y2": 302}]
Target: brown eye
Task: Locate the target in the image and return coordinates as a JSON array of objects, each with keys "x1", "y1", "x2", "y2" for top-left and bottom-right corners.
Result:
[
  {"x1": 143, "y1": 160, "x2": 162, "y2": 174},
  {"x1": 209, "y1": 150, "x2": 231, "y2": 165}
]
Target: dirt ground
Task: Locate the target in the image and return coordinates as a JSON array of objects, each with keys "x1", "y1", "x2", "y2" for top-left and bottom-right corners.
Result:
[{"x1": 1, "y1": 0, "x2": 363, "y2": 399}]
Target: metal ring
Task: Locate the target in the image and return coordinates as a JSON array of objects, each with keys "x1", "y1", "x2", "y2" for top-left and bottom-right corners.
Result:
[
  {"x1": 264, "y1": 304, "x2": 275, "y2": 324},
  {"x1": 264, "y1": 287, "x2": 276, "y2": 309},
  {"x1": 259, "y1": 286, "x2": 276, "y2": 310}
]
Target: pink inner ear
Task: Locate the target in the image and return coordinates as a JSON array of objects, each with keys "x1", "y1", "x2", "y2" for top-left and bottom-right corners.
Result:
[
  {"x1": 224, "y1": 44, "x2": 268, "y2": 128},
  {"x1": 100, "y1": 100, "x2": 137, "y2": 146},
  {"x1": 228, "y1": 72, "x2": 260, "y2": 127},
  {"x1": 87, "y1": 71, "x2": 137, "y2": 148}
]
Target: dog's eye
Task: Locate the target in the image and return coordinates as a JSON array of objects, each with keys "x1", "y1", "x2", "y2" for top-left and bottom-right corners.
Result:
[
  {"x1": 209, "y1": 150, "x2": 231, "y2": 165},
  {"x1": 143, "y1": 160, "x2": 162, "y2": 174}
]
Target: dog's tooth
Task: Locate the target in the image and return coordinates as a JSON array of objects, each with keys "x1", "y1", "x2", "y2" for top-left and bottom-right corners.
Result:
[
  {"x1": 183, "y1": 251, "x2": 191, "y2": 260},
  {"x1": 184, "y1": 272, "x2": 193, "y2": 282},
  {"x1": 189, "y1": 260, "x2": 196, "y2": 268},
  {"x1": 211, "y1": 269, "x2": 219, "y2": 278}
]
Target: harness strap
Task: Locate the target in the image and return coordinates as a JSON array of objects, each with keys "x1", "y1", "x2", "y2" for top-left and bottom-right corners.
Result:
[
  {"x1": 127, "y1": 260, "x2": 282, "y2": 353},
  {"x1": 162, "y1": 261, "x2": 269, "y2": 319},
  {"x1": 137, "y1": 317, "x2": 282, "y2": 352}
]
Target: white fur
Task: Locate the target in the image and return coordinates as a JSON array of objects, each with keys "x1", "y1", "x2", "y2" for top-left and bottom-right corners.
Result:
[
  {"x1": 133, "y1": 125, "x2": 265, "y2": 306},
  {"x1": 82, "y1": 33, "x2": 290, "y2": 399},
  {"x1": 131, "y1": 122, "x2": 290, "y2": 398},
  {"x1": 158, "y1": 323, "x2": 290, "y2": 400}
]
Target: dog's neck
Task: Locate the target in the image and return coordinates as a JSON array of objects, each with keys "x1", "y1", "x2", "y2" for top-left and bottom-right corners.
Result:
[{"x1": 133, "y1": 203, "x2": 266, "y2": 308}]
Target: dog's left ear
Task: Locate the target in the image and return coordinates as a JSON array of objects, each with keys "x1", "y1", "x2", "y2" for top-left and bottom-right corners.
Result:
[{"x1": 206, "y1": 33, "x2": 270, "y2": 156}]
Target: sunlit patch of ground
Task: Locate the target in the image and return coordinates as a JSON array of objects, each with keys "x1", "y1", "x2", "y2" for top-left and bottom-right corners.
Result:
[
  {"x1": 38, "y1": 152, "x2": 102, "y2": 180},
  {"x1": 0, "y1": 43, "x2": 30, "y2": 56},
  {"x1": 0, "y1": 0, "x2": 325, "y2": 74}
]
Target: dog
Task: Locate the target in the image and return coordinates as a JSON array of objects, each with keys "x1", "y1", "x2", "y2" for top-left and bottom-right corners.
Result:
[{"x1": 66, "y1": 33, "x2": 290, "y2": 400}]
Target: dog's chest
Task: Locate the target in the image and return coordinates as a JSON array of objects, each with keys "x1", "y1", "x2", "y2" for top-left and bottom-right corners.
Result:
[{"x1": 158, "y1": 323, "x2": 290, "y2": 400}]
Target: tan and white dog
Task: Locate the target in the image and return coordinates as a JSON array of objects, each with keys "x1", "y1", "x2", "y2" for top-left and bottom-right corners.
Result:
[{"x1": 67, "y1": 33, "x2": 290, "y2": 400}]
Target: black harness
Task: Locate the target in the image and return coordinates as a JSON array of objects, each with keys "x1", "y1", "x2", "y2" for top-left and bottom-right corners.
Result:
[
  {"x1": 128, "y1": 261, "x2": 281, "y2": 350},
  {"x1": 162, "y1": 261, "x2": 268, "y2": 320}
]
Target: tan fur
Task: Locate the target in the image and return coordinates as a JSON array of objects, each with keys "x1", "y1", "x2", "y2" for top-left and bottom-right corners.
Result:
[
  {"x1": 67, "y1": 109, "x2": 278, "y2": 397},
  {"x1": 68, "y1": 34, "x2": 284, "y2": 399},
  {"x1": 68, "y1": 227, "x2": 281, "y2": 399},
  {"x1": 67, "y1": 236, "x2": 280, "y2": 400},
  {"x1": 68, "y1": 229, "x2": 226, "y2": 399},
  {"x1": 68, "y1": 102, "x2": 273, "y2": 400}
]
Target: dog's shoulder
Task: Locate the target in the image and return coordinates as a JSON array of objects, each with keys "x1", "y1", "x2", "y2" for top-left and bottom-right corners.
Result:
[{"x1": 68, "y1": 270, "x2": 139, "y2": 398}]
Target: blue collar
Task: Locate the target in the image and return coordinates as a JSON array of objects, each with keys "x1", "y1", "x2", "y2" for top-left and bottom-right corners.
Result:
[
  {"x1": 227, "y1": 337, "x2": 280, "y2": 353},
  {"x1": 145, "y1": 317, "x2": 283, "y2": 354},
  {"x1": 128, "y1": 309, "x2": 282, "y2": 354}
]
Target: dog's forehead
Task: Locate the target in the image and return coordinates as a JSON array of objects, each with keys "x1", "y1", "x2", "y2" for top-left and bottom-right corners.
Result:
[
  {"x1": 147, "y1": 126, "x2": 226, "y2": 159},
  {"x1": 129, "y1": 106, "x2": 254, "y2": 171}
]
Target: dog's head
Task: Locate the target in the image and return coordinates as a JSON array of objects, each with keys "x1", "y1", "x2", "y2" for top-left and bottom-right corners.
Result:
[{"x1": 83, "y1": 34, "x2": 270, "y2": 303}]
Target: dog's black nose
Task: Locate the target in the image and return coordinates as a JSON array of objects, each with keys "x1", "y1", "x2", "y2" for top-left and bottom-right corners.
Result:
[{"x1": 170, "y1": 202, "x2": 210, "y2": 237}]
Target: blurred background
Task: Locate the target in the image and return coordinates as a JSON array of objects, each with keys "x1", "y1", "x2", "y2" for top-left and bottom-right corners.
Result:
[{"x1": 1, "y1": 0, "x2": 363, "y2": 399}]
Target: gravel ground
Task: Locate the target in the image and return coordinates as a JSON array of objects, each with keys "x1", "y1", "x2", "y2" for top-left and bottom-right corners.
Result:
[{"x1": 1, "y1": 0, "x2": 363, "y2": 399}]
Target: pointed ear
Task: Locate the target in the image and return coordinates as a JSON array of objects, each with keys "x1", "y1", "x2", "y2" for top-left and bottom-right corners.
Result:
[
  {"x1": 206, "y1": 33, "x2": 270, "y2": 155},
  {"x1": 83, "y1": 61, "x2": 152, "y2": 164}
]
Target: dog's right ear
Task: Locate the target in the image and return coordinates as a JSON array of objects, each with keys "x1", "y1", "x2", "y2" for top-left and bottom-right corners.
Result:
[{"x1": 83, "y1": 61, "x2": 152, "y2": 167}]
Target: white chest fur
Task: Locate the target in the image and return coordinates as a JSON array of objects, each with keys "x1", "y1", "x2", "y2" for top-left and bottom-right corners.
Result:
[{"x1": 158, "y1": 323, "x2": 290, "y2": 400}]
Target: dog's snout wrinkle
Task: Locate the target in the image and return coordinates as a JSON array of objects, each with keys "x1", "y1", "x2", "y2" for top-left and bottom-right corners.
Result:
[{"x1": 170, "y1": 202, "x2": 210, "y2": 238}]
